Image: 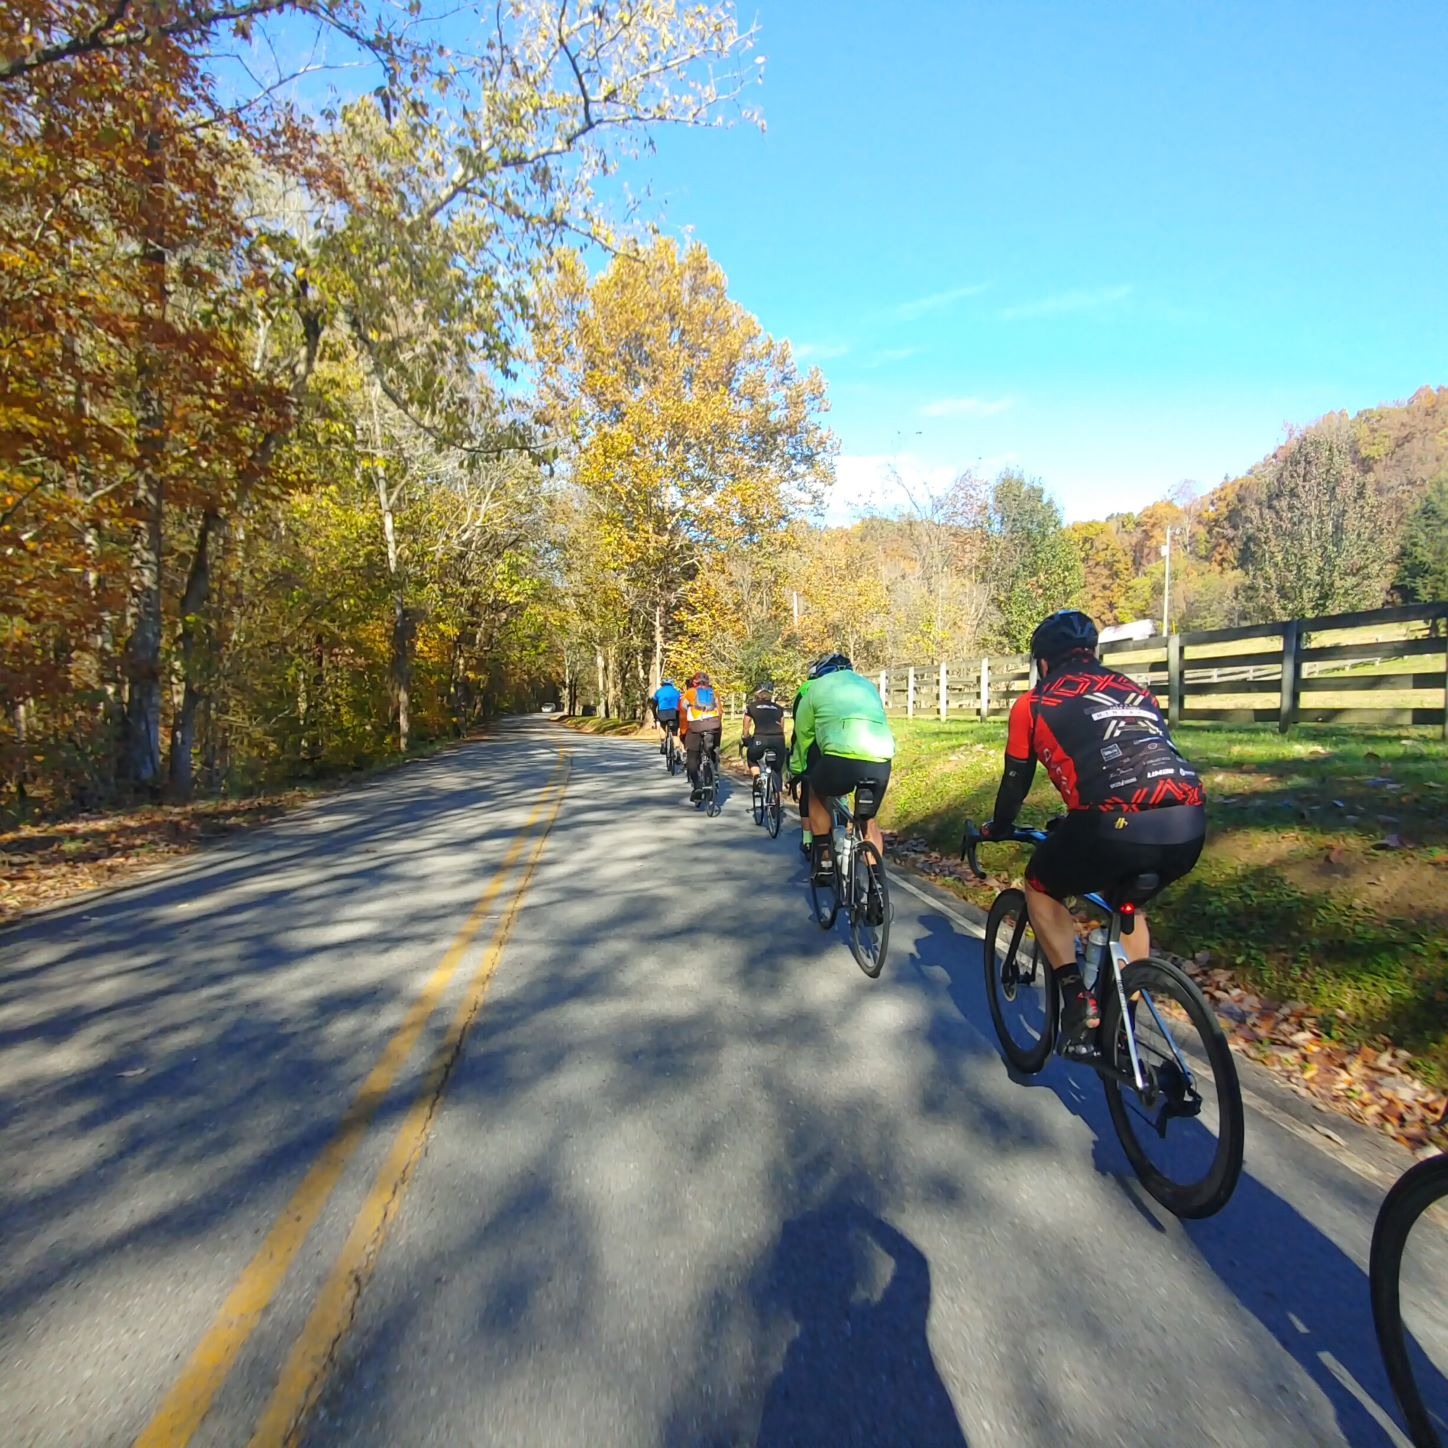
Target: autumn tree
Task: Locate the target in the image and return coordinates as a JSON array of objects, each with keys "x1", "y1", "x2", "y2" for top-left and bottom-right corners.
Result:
[
  {"x1": 537, "y1": 237, "x2": 833, "y2": 709},
  {"x1": 1067, "y1": 521, "x2": 1132, "y2": 625}
]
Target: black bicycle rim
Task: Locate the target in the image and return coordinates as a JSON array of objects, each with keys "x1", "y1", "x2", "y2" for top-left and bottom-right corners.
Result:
[
  {"x1": 1101, "y1": 957, "x2": 1244, "y2": 1219},
  {"x1": 751, "y1": 776, "x2": 765, "y2": 826},
  {"x1": 848, "y1": 841, "x2": 891, "y2": 978},
  {"x1": 1370, "y1": 1154, "x2": 1448, "y2": 1448},
  {"x1": 983, "y1": 889, "x2": 1055, "y2": 1074},
  {"x1": 766, "y1": 779, "x2": 782, "y2": 838}
]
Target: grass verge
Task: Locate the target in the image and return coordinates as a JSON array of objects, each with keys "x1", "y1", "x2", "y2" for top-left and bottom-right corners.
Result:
[{"x1": 875, "y1": 717, "x2": 1448, "y2": 1090}]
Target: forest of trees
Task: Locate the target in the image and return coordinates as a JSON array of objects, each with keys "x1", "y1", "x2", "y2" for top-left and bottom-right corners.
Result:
[{"x1": 3, "y1": 2, "x2": 1446, "y2": 820}]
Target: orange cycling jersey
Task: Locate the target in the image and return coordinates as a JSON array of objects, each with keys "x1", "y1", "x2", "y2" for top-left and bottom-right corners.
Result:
[{"x1": 679, "y1": 684, "x2": 722, "y2": 734}]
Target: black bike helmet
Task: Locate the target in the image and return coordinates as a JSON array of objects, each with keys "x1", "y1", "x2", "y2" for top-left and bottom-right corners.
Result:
[
  {"x1": 753, "y1": 680, "x2": 775, "y2": 699},
  {"x1": 1029, "y1": 610, "x2": 1099, "y2": 667},
  {"x1": 808, "y1": 651, "x2": 852, "y2": 680}
]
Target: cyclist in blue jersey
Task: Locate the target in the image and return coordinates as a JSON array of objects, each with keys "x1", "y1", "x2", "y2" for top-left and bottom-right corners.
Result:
[{"x1": 650, "y1": 679, "x2": 682, "y2": 752}]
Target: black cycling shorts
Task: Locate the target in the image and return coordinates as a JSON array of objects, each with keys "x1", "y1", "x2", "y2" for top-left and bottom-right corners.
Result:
[
  {"x1": 746, "y1": 736, "x2": 786, "y2": 767},
  {"x1": 685, "y1": 725, "x2": 721, "y2": 760},
  {"x1": 1025, "y1": 805, "x2": 1206, "y2": 902},
  {"x1": 656, "y1": 710, "x2": 679, "y2": 731},
  {"x1": 802, "y1": 745, "x2": 892, "y2": 820}
]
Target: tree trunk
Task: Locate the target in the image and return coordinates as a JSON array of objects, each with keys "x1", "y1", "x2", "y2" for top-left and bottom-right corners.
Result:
[
  {"x1": 122, "y1": 117, "x2": 167, "y2": 795},
  {"x1": 652, "y1": 599, "x2": 665, "y2": 693},
  {"x1": 168, "y1": 510, "x2": 218, "y2": 799},
  {"x1": 9, "y1": 699, "x2": 30, "y2": 814}
]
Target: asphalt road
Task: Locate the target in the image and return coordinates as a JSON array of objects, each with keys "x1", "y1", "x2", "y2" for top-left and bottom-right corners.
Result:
[{"x1": 1, "y1": 718, "x2": 1441, "y2": 1448}]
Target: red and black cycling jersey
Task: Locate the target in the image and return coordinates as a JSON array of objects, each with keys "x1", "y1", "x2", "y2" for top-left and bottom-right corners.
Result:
[{"x1": 1005, "y1": 659, "x2": 1204, "y2": 812}]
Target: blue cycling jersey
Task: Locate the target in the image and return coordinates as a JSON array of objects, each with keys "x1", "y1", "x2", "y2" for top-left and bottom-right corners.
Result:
[{"x1": 654, "y1": 684, "x2": 681, "y2": 712}]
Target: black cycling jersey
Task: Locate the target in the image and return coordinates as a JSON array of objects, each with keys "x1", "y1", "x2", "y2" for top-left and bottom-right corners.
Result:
[
  {"x1": 1005, "y1": 657, "x2": 1204, "y2": 813},
  {"x1": 746, "y1": 700, "x2": 786, "y2": 736}
]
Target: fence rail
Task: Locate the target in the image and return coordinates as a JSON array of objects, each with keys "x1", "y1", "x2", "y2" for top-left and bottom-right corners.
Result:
[{"x1": 876, "y1": 601, "x2": 1448, "y2": 737}]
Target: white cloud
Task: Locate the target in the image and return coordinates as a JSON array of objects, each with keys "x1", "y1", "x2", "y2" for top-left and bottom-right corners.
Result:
[
  {"x1": 793, "y1": 340, "x2": 849, "y2": 360},
  {"x1": 827, "y1": 452, "x2": 957, "y2": 525},
  {"x1": 919, "y1": 395, "x2": 1014, "y2": 419},
  {"x1": 891, "y1": 283, "x2": 990, "y2": 322},
  {"x1": 998, "y1": 284, "x2": 1132, "y2": 321}
]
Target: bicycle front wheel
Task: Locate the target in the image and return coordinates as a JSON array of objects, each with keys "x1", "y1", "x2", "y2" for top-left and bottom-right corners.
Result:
[
  {"x1": 1371, "y1": 1153, "x2": 1448, "y2": 1448},
  {"x1": 765, "y1": 774, "x2": 782, "y2": 838},
  {"x1": 1101, "y1": 956, "x2": 1244, "y2": 1219},
  {"x1": 983, "y1": 888, "x2": 1056, "y2": 1074},
  {"x1": 848, "y1": 841, "x2": 891, "y2": 978}
]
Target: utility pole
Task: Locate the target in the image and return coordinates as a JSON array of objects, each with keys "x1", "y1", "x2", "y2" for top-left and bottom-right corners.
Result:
[{"x1": 1160, "y1": 527, "x2": 1172, "y2": 637}]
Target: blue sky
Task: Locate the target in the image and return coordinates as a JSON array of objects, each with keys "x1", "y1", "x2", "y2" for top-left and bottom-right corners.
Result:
[{"x1": 639, "y1": 1, "x2": 1448, "y2": 523}]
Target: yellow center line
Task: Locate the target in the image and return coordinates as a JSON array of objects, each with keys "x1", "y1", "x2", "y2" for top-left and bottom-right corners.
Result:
[
  {"x1": 248, "y1": 751, "x2": 571, "y2": 1447},
  {"x1": 134, "y1": 755, "x2": 569, "y2": 1448}
]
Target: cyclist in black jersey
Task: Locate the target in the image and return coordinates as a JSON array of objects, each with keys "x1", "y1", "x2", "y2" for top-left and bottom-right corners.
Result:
[
  {"x1": 742, "y1": 683, "x2": 787, "y2": 780},
  {"x1": 980, "y1": 610, "x2": 1207, "y2": 1042}
]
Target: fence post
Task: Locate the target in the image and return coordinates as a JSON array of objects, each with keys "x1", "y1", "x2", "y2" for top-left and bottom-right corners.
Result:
[
  {"x1": 979, "y1": 656, "x2": 990, "y2": 722},
  {"x1": 878, "y1": 670, "x2": 888, "y2": 709},
  {"x1": 938, "y1": 662, "x2": 948, "y2": 721},
  {"x1": 1441, "y1": 631, "x2": 1448, "y2": 742},
  {"x1": 1167, "y1": 633, "x2": 1183, "y2": 728},
  {"x1": 1278, "y1": 621, "x2": 1301, "y2": 734},
  {"x1": 907, "y1": 666, "x2": 916, "y2": 719}
]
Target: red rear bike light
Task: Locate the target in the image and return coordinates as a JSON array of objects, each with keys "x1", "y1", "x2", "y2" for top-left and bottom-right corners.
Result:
[{"x1": 1120, "y1": 902, "x2": 1136, "y2": 915}]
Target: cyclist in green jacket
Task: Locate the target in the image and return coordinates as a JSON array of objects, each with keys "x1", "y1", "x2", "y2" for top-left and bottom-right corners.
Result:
[{"x1": 789, "y1": 652, "x2": 894, "y2": 878}]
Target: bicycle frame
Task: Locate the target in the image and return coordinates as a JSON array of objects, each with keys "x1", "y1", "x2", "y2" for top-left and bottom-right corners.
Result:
[{"x1": 967, "y1": 825, "x2": 1197, "y2": 1099}]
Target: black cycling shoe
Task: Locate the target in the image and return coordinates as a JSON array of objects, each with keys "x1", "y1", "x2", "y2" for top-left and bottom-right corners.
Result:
[
  {"x1": 1059, "y1": 984, "x2": 1101, "y2": 1043},
  {"x1": 811, "y1": 844, "x2": 836, "y2": 884}
]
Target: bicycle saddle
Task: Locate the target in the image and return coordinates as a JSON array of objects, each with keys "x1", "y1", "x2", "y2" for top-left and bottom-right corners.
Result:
[{"x1": 1109, "y1": 872, "x2": 1160, "y2": 907}]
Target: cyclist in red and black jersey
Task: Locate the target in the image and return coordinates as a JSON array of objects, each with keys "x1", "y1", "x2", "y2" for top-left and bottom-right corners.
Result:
[{"x1": 981, "y1": 610, "x2": 1207, "y2": 1042}]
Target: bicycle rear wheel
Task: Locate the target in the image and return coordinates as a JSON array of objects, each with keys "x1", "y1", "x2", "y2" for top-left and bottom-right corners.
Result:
[
  {"x1": 700, "y1": 757, "x2": 718, "y2": 814},
  {"x1": 765, "y1": 773, "x2": 782, "y2": 838},
  {"x1": 751, "y1": 773, "x2": 765, "y2": 826},
  {"x1": 1101, "y1": 956, "x2": 1244, "y2": 1219},
  {"x1": 667, "y1": 740, "x2": 679, "y2": 776},
  {"x1": 983, "y1": 888, "x2": 1056, "y2": 1074},
  {"x1": 1371, "y1": 1153, "x2": 1448, "y2": 1448},
  {"x1": 848, "y1": 840, "x2": 891, "y2": 978}
]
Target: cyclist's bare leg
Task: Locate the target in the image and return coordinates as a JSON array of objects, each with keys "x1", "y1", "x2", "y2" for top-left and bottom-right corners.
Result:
[
  {"x1": 1124, "y1": 913, "x2": 1151, "y2": 961},
  {"x1": 1023, "y1": 889, "x2": 1078, "y2": 971},
  {"x1": 1024, "y1": 891, "x2": 1153, "y2": 966}
]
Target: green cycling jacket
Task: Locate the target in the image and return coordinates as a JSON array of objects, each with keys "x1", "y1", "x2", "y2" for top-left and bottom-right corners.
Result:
[{"x1": 789, "y1": 669, "x2": 895, "y2": 774}]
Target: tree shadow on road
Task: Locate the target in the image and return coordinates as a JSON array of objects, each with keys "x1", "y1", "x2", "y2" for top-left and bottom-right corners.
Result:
[
  {"x1": 905, "y1": 902, "x2": 1432, "y2": 1448},
  {"x1": 752, "y1": 1192, "x2": 969, "y2": 1448}
]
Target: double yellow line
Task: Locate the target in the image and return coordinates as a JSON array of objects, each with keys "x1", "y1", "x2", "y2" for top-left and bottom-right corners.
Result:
[{"x1": 137, "y1": 752, "x2": 571, "y2": 1448}]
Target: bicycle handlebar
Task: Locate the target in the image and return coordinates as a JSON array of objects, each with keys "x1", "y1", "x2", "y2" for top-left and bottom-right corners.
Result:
[{"x1": 959, "y1": 820, "x2": 1052, "y2": 880}]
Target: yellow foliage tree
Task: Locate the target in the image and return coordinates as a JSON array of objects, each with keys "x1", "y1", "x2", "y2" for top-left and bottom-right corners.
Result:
[{"x1": 537, "y1": 237, "x2": 834, "y2": 709}]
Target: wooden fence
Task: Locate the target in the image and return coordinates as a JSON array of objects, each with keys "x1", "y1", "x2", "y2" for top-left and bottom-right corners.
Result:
[{"x1": 877, "y1": 601, "x2": 1448, "y2": 737}]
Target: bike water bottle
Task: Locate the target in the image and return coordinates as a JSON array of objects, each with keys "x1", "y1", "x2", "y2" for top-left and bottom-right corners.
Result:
[
  {"x1": 833, "y1": 820, "x2": 850, "y2": 872},
  {"x1": 1085, "y1": 927, "x2": 1108, "y2": 990}
]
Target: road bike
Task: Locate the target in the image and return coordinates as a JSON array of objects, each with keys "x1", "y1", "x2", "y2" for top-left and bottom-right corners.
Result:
[
  {"x1": 661, "y1": 723, "x2": 682, "y2": 776},
  {"x1": 694, "y1": 736, "x2": 721, "y2": 817},
  {"x1": 808, "y1": 779, "x2": 891, "y2": 979},
  {"x1": 749, "y1": 745, "x2": 785, "y2": 838},
  {"x1": 1371, "y1": 1151, "x2": 1448, "y2": 1447},
  {"x1": 963, "y1": 822, "x2": 1244, "y2": 1218}
]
